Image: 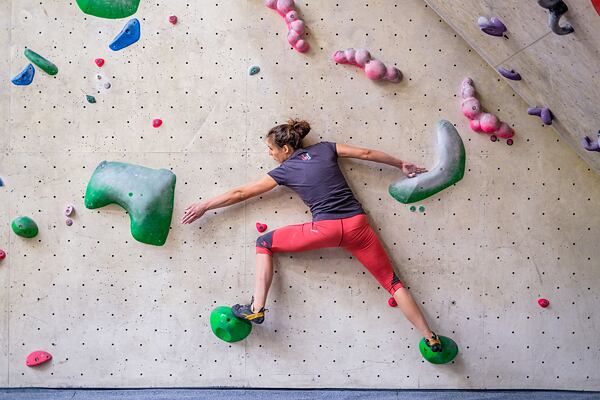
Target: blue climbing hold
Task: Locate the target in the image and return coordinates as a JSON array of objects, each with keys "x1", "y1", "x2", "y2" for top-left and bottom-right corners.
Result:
[
  {"x1": 109, "y1": 18, "x2": 140, "y2": 51},
  {"x1": 11, "y1": 64, "x2": 35, "y2": 86}
]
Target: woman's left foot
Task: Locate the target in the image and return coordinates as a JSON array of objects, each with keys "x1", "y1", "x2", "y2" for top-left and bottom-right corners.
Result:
[{"x1": 425, "y1": 332, "x2": 442, "y2": 352}]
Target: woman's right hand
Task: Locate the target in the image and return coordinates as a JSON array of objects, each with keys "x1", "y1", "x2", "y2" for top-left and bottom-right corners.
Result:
[{"x1": 181, "y1": 202, "x2": 208, "y2": 224}]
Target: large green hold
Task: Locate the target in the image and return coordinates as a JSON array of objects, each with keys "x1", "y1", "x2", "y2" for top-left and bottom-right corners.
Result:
[
  {"x1": 419, "y1": 335, "x2": 459, "y2": 364},
  {"x1": 210, "y1": 306, "x2": 252, "y2": 343},
  {"x1": 24, "y1": 49, "x2": 58, "y2": 76},
  {"x1": 84, "y1": 161, "x2": 176, "y2": 246},
  {"x1": 389, "y1": 120, "x2": 465, "y2": 204},
  {"x1": 11, "y1": 216, "x2": 39, "y2": 238},
  {"x1": 75, "y1": 0, "x2": 141, "y2": 19}
]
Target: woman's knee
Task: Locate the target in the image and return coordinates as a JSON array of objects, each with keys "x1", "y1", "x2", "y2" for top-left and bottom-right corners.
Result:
[{"x1": 256, "y1": 231, "x2": 275, "y2": 255}]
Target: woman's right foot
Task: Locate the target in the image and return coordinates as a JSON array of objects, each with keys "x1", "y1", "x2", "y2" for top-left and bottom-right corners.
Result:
[
  {"x1": 425, "y1": 332, "x2": 442, "y2": 352},
  {"x1": 232, "y1": 302, "x2": 265, "y2": 324}
]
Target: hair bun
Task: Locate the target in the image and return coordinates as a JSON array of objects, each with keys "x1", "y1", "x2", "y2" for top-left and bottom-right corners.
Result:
[{"x1": 288, "y1": 118, "x2": 311, "y2": 139}]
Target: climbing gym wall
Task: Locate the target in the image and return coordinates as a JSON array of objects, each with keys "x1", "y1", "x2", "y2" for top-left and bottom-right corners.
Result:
[{"x1": 2, "y1": 0, "x2": 600, "y2": 390}]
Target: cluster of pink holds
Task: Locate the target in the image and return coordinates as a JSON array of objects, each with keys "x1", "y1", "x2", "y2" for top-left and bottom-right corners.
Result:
[
  {"x1": 460, "y1": 78, "x2": 515, "y2": 141},
  {"x1": 332, "y1": 48, "x2": 402, "y2": 83},
  {"x1": 265, "y1": 0, "x2": 309, "y2": 53}
]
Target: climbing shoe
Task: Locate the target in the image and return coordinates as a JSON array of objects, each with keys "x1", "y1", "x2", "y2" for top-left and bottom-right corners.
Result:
[
  {"x1": 425, "y1": 332, "x2": 443, "y2": 352},
  {"x1": 231, "y1": 300, "x2": 265, "y2": 324}
]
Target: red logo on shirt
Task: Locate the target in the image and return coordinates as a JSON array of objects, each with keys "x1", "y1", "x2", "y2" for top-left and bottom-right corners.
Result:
[{"x1": 299, "y1": 152, "x2": 311, "y2": 161}]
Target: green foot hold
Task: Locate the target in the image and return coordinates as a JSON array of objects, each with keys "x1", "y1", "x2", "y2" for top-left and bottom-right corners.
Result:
[
  {"x1": 210, "y1": 306, "x2": 252, "y2": 343},
  {"x1": 75, "y1": 0, "x2": 141, "y2": 19},
  {"x1": 84, "y1": 161, "x2": 176, "y2": 246},
  {"x1": 24, "y1": 49, "x2": 58, "y2": 76},
  {"x1": 11, "y1": 216, "x2": 39, "y2": 238},
  {"x1": 419, "y1": 335, "x2": 458, "y2": 364},
  {"x1": 86, "y1": 95, "x2": 96, "y2": 103},
  {"x1": 389, "y1": 120, "x2": 465, "y2": 204}
]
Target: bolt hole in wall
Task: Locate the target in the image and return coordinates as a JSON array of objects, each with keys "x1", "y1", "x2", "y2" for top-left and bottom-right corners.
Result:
[{"x1": 1, "y1": 0, "x2": 600, "y2": 391}]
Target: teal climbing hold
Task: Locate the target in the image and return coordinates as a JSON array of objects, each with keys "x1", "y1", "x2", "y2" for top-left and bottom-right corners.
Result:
[
  {"x1": 409, "y1": 205, "x2": 416, "y2": 212},
  {"x1": 11, "y1": 216, "x2": 39, "y2": 238},
  {"x1": 248, "y1": 65, "x2": 260, "y2": 75},
  {"x1": 84, "y1": 161, "x2": 176, "y2": 246},
  {"x1": 75, "y1": 0, "x2": 141, "y2": 19},
  {"x1": 109, "y1": 18, "x2": 140, "y2": 51},
  {"x1": 11, "y1": 64, "x2": 35, "y2": 86},
  {"x1": 86, "y1": 95, "x2": 96, "y2": 104},
  {"x1": 418, "y1": 205, "x2": 425, "y2": 212},
  {"x1": 389, "y1": 120, "x2": 465, "y2": 204},
  {"x1": 419, "y1": 335, "x2": 459, "y2": 364},
  {"x1": 24, "y1": 49, "x2": 58, "y2": 75},
  {"x1": 210, "y1": 306, "x2": 252, "y2": 343}
]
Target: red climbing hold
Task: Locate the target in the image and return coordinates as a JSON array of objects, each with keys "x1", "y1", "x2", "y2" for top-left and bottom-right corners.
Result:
[
  {"x1": 152, "y1": 119, "x2": 163, "y2": 128},
  {"x1": 256, "y1": 222, "x2": 267, "y2": 233},
  {"x1": 538, "y1": 298, "x2": 550, "y2": 308},
  {"x1": 592, "y1": 0, "x2": 600, "y2": 16},
  {"x1": 169, "y1": 15, "x2": 178, "y2": 25},
  {"x1": 26, "y1": 350, "x2": 52, "y2": 367},
  {"x1": 0, "y1": 249, "x2": 5, "y2": 260},
  {"x1": 95, "y1": 58, "x2": 105, "y2": 67},
  {"x1": 388, "y1": 297, "x2": 397, "y2": 307}
]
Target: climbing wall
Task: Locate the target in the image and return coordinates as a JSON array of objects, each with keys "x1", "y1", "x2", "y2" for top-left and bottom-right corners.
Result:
[
  {"x1": 1, "y1": 0, "x2": 600, "y2": 390},
  {"x1": 423, "y1": 0, "x2": 600, "y2": 174}
]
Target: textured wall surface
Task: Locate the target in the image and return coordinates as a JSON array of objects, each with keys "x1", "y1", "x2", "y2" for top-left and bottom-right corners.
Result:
[
  {"x1": 424, "y1": 0, "x2": 600, "y2": 174},
  {"x1": 1, "y1": 0, "x2": 599, "y2": 390}
]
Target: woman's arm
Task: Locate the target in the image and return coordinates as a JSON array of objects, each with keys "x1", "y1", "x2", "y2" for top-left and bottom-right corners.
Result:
[
  {"x1": 336, "y1": 143, "x2": 427, "y2": 177},
  {"x1": 181, "y1": 175, "x2": 278, "y2": 224}
]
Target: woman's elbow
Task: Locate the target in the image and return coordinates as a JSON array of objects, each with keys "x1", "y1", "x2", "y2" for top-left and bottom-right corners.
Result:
[{"x1": 360, "y1": 148, "x2": 372, "y2": 160}]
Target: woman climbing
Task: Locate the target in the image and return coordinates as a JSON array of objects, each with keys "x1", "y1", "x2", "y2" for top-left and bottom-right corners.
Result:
[{"x1": 181, "y1": 119, "x2": 442, "y2": 352}]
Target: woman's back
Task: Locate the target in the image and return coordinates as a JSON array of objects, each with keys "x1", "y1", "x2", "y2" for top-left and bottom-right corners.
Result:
[{"x1": 267, "y1": 141, "x2": 365, "y2": 221}]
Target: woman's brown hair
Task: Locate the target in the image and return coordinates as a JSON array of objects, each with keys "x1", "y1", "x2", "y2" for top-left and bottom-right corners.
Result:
[{"x1": 267, "y1": 119, "x2": 311, "y2": 150}]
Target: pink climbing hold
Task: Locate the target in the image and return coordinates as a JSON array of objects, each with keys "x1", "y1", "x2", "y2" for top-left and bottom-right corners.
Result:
[
  {"x1": 333, "y1": 48, "x2": 402, "y2": 83},
  {"x1": 95, "y1": 58, "x2": 104, "y2": 67},
  {"x1": 26, "y1": 350, "x2": 52, "y2": 367},
  {"x1": 388, "y1": 297, "x2": 397, "y2": 307},
  {"x1": 169, "y1": 15, "x2": 178, "y2": 25},
  {"x1": 152, "y1": 118, "x2": 163, "y2": 128},
  {"x1": 460, "y1": 78, "x2": 515, "y2": 140},
  {"x1": 256, "y1": 222, "x2": 268, "y2": 233},
  {"x1": 538, "y1": 298, "x2": 550, "y2": 308},
  {"x1": 0, "y1": 249, "x2": 5, "y2": 260},
  {"x1": 265, "y1": 0, "x2": 309, "y2": 53}
]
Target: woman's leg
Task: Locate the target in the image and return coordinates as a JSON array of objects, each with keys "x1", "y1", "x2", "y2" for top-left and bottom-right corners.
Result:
[
  {"x1": 340, "y1": 214, "x2": 436, "y2": 340},
  {"x1": 252, "y1": 253, "x2": 273, "y2": 312},
  {"x1": 250, "y1": 219, "x2": 343, "y2": 311}
]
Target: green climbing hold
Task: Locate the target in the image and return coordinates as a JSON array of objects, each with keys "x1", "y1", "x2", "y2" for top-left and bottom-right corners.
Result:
[
  {"x1": 86, "y1": 95, "x2": 96, "y2": 104},
  {"x1": 418, "y1": 205, "x2": 425, "y2": 212},
  {"x1": 389, "y1": 120, "x2": 465, "y2": 204},
  {"x1": 75, "y1": 0, "x2": 141, "y2": 19},
  {"x1": 84, "y1": 161, "x2": 176, "y2": 246},
  {"x1": 24, "y1": 49, "x2": 58, "y2": 76},
  {"x1": 419, "y1": 335, "x2": 459, "y2": 364},
  {"x1": 210, "y1": 306, "x2": 252, "y2": 343},
  {"x1": 409, "y1": 205, "x2": 416, "y2": 212},
  {"x1": 11, "y1": 216, "x2": 39, "y2": 238}
]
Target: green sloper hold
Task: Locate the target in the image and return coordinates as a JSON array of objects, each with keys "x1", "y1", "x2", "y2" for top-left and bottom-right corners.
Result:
[
  {"x1": 389, "y1": 120, "x2": 465, "y2": 204},
  {"x1": 84, "y1": 161, "x2": 176, "y2": 246},
  {"x1": 419, "y1": 335, "x2": 459, "y2": 364},
  {"x1": 24, "y1": 49, "x2": 58, "y2": 76},
  {"x1": 76, "y1": 0, "x2": 141, "y2": 19},
  {"x1": 210, "y1": 306, "x2": 252, "y2": 343},
  {"x1": 11, "y1": 216, "x2": 39, "y2": 238}
]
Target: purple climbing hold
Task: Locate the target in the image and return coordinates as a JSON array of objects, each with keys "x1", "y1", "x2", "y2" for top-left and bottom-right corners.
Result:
[
  {"x1": 528, "y1": 107, "x2": 553, "y2": 125},
  {"x1": 581, "y1": 131, "x2": 600, "y2": 152},
  {"x1": 66, "y1": 218, "x2": 73, "y2": 226},
  {"x1": 65, "y1": 205, "x2": 74, "y2": 217},
  {"x1": 478, "y1": 16, "x2": 507, "y2": 37},
  {"x1": 490, "y1": 135, "x2": 498, "y2": 142},
  {"x1": 507, "y1": 138, "x2": 514, "y2": 146},
  {"x1": 498, "y1": 67, "x2": 522, "y2": 81}
]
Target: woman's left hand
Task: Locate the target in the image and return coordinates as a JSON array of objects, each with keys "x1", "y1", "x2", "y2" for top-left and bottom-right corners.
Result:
[{"x1": 402, "y1": 162, "x2": 428, "y2": 178}]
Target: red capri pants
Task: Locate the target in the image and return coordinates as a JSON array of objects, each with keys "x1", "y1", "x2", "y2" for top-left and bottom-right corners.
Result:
[{"x1": 256, "y1": 213, "x2": 403, "y2": 295}]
